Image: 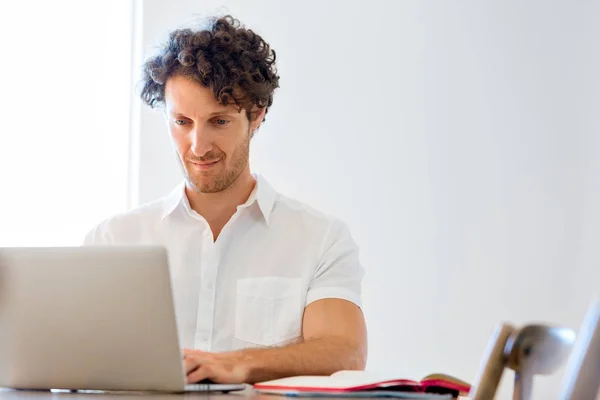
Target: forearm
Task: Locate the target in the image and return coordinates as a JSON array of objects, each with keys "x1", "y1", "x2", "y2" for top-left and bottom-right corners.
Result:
[{"x1": 235, "y1": 335, "x2": 367, "y2": 384}]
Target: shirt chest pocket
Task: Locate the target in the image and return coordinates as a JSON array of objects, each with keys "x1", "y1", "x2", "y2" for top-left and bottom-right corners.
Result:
[{"x1": 235, "y1": 277, "x2": 304, "y2": 347}]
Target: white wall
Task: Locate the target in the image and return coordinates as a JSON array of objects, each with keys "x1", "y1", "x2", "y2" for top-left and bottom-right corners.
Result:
[{"x1": 132, "y1": 1, "x2": 600, "y2": 398}]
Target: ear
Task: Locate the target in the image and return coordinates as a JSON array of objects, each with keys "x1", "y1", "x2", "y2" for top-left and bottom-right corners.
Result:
[{"x1": 250, "y1": 107, "x2": 267, "y2": 132}]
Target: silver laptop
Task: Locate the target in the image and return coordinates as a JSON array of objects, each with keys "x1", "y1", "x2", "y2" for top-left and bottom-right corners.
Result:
[
  {"x1": 0, "y1": 246, "x2": 245, "y2": 393},
  {"x1": 559, "y1": 298, "x2": 600, "y2": 400}
]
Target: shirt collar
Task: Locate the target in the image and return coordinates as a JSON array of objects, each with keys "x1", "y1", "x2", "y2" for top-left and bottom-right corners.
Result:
[{"x1": 160, "y1": 173, "x2": 276, "y2": 224}]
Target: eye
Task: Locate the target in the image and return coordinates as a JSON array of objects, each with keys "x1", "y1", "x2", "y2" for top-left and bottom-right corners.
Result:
[
  {"x1": 214, "y1": 119, "x2": 230, "y2": 126},
  {"x1": 174, "y1": 119, "x2": 189, "y2": 126}
]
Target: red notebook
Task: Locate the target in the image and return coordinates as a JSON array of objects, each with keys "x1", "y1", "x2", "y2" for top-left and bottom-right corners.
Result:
[{"x1": 254, "y1": 370, "x2": 471, "y2": 398}]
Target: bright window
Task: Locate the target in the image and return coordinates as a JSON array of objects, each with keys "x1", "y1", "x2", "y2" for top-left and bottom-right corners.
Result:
[{"x1": 0, "y1": 0, "x2": 133, "y2": 246}]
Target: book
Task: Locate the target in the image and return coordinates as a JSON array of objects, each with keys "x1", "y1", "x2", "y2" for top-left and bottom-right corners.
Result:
[
  {"x1": 261, "y1": 391, "x2": 455, "y2": 399},
  {"x1": 253, "y1": 370, "x2": 471, "y2": 398}
]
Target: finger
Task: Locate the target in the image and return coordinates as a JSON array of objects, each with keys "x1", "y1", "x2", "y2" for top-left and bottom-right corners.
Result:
[
  {"x1": 187, "y1": 365, "x2": 213, "y2": 384},
  {"x1": 183, "y1": 348, "x2": 207, "y2": 357},
  {"x1": 184, "y1": 352, "x2": 212, "y2": 366},
  {"x1": 184, "y1": 356, "x2": 202, "y2": 374},
  {"x1": 183, "y1": 348, "x2": 197, "y2": 356}
]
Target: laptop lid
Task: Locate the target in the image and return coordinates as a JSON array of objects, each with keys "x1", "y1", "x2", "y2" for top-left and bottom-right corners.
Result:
[{"x1": 0, "y1": 246, "x2": 187, "y2": 392}]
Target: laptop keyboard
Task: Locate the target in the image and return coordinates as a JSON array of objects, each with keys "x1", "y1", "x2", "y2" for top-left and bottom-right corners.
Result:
[
  {"x1": 184, "y1": 383, "x2": 246, "y2": 392},
  {"x1": 185, "y1": 384, "x2": 212, "y2": 391}
]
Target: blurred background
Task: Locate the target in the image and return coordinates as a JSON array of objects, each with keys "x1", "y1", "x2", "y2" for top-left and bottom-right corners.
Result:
[{"x1": 1, "y1": 1, "x2": 599, "y2": 398}]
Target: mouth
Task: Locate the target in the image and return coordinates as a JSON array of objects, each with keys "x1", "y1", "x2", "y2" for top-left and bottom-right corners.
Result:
[{"x1": 189, "y1": 159, "x2": 220, "y2": 170}]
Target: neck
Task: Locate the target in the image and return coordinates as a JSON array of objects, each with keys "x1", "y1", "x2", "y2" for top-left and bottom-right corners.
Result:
[{"x1": 185, "y1": 168, "x2": 256, "y2": 239}]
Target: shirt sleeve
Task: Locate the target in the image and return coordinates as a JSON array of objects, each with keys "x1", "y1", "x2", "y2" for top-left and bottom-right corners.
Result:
[
  {"x1": 82, "y1": 221, "x2": 112, "y2": 246},
  {"x1": 305, "y1": 218, "x2": 364, "y2": 308}
]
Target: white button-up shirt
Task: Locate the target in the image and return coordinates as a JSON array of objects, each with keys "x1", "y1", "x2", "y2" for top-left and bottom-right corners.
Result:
[{"x1": 84, "y1": 174, "x2": 363, "y2": 352}]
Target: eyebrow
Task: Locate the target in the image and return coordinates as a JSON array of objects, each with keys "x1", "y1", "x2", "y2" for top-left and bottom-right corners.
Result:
[
  {"x1": 169, "y1": 109, "x2": 235, "y2": 117},
  {"x1": 209, "y1": 110, "x2": 235, "y2": 117}
]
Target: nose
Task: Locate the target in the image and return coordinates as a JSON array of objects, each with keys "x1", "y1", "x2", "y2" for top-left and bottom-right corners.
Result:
[{"x1": 190, "y1": 126, "x2": 214, "y2": 157}]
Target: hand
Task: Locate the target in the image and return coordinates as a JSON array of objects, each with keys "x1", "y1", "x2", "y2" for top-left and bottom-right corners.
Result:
[{"x1": 183, "y1": 348, "x2": 251, "y2": 384}]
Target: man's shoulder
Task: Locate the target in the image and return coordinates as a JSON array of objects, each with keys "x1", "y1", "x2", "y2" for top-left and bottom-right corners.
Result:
[
  {"x1": 272, "y1": 193, "x2": 350, "y2": 236},
  {"x1": 83, "y1": 196, "x2": 170, "y2": 245}
]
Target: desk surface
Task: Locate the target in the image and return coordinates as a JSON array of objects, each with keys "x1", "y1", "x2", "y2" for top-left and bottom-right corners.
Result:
[
  {"x1": 2, "y1": 387, "x2": 254, "y2": 400},
  {"x1": 0, "y1": 388, "x2": 469, "y2": 400}
]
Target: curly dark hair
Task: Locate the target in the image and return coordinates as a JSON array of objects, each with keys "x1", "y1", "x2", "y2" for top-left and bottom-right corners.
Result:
[{"x1": 140, "y1": 15, "x2": 280, "y2": 123}]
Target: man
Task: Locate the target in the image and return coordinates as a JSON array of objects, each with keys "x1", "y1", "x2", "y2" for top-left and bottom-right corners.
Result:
[{"x1": 85, "y1": 15, "x2": 367, "y2": 384}]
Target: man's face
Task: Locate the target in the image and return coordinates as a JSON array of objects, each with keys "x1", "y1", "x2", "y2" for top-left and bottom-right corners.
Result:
[{"x1": 164, "y1": 75, "x2": 263, "y2": 193}]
